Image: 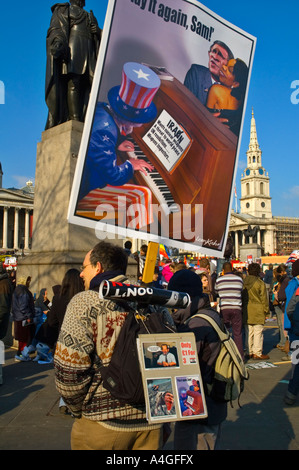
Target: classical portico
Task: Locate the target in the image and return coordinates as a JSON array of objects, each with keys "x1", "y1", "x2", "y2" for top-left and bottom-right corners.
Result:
[
  {"x1": 229, "y1": 211, "x2": 276, "y2": 259},
  {"x1": 0, "y1": 183, "x2": 34, "y2": 251}
]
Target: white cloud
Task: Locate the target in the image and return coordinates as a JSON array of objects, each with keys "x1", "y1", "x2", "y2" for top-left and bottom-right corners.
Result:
[
  {"x1": 282, "y1": 185, "x2": 299, "y2": 199},
  {"x1": 238, "y1": 159, "x2": 247, "y2": 170}
]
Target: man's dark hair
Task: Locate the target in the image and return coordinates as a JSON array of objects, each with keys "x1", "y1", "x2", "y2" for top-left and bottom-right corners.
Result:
[
  {"x1": 199, "y1": 258, "x2": 210, "y2": 269},
  {"x1": 248, "y1": 263, "x2": 261, "y2": 277},
  {"x1": 210, "y1": 40, "x2": 234, "y2": 61},
  {"x1": 90, "y1": 241, "x2": 128, "y2": 274},
  {"x1": 124, "y1": 240, "x2": 132, "y2": 250},
  {"x1": 223, "y1": 262, "x2": 232, "y2": 273},
  {"x1": 140, "y1": 244, "x2": 148, "y2": 254}
]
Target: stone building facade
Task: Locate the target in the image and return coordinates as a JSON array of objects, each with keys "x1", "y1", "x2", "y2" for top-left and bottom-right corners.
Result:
[{"x1": 0, "y1": 164, "x2": 34, "y2": 252}]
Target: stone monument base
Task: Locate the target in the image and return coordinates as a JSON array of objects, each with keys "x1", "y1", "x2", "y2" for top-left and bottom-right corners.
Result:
[
  {"x1": 17, "y1": 120, "x2": 137, "y2": 296},
  {"x1": 239, "y1": 243, "x2": 262, "y2": 263}
]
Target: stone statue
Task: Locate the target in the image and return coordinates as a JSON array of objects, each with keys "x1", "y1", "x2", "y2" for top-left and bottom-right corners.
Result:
[
  {"x1": 224, "y1": 235, "x2": 234, "y2": 259},
  {"x1": 45, "y1": 0, "x2": 102, "y2": 129},
  {"x1": 243, "y1": 225, "x2": 260, "y2": 238}
]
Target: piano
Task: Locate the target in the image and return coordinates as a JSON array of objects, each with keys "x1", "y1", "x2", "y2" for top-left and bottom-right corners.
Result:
[
  {"x1": 77, "y1": 76, "x2": 238, "y2": 251},
  {"x1": 122, "y1": 77, "x2": 238, "y2": 249}
]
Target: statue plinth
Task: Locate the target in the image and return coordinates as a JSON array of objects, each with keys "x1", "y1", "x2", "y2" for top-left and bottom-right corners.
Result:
[
  {"x1": 239, "y1": 243, "x2": 262, "y2": 263},
  {"x1": 18, "y1": 121, "x2": 137, "y2": 295}
]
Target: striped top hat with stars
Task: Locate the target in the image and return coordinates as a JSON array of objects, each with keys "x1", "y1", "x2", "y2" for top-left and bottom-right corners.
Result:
[{"x1": 108, "y1": 62, "x2": 161, "y2": 123}]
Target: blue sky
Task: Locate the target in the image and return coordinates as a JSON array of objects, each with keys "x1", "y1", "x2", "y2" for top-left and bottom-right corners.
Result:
[{"x1": 0, "y1": 0, "x2": 298, "y2": 218}]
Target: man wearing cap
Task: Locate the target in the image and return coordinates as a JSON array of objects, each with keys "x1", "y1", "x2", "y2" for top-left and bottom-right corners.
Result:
[
  {"x1": 167, "y1": 269, "x2": 227, "y2": 450},
  {"x1": 78, "y1": 62, "x2": 160, "y2": 200}
]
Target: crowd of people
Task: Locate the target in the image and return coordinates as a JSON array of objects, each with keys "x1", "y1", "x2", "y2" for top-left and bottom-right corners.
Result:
[
  {"x1": 154, "y1": 256, "x2": 296, "y2": 365},
  {"x1": 0, "y1": 242, "x2": 298, "y2": 450}
]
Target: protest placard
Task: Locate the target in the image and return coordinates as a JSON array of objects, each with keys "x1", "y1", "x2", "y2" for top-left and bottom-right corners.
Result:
[{"x1": 68, "y1": 0, "x2": 256, "y2": 256}]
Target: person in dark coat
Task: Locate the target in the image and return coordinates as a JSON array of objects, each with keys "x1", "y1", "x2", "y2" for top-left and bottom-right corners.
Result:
[
  {"x1": 0, "y1": 266, "x2": 13, "y2": 340},
  {"x1": 168, "y1": 269, "x2": 227, "y2": 450},
  {"x1": 0, "y1": 265, "x2": 13, "y2": 384},
  {"x1": 11, "y1": 276, "x2": 35, "y2": 361}
]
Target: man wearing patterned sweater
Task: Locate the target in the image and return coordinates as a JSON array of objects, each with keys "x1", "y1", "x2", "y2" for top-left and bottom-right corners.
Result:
[
  {"x1": 215, "y1": 262, "x2": 244, "y2": 358},
  {"x1": 54, "y1": 241, "x2": 162, "y2": 450}
]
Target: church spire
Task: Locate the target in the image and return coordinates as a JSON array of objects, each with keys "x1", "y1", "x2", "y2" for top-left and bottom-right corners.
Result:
[
  {"x1": 250, "y1": 108, "x2": 259, "y2": 147},
  {"x1": 240, "y1": 107, "x2": 272, "y2": 219},
  {"x1": 246, "y1": 108, "x2": 262, "y2": 169}
]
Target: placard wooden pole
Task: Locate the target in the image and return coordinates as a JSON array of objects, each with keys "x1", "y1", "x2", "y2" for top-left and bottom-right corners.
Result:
[{"x1": 142, "y1": 242, "x2": 159, "y2": 284}]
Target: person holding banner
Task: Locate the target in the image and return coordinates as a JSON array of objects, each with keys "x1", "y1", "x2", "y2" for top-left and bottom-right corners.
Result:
[{"x1": 54, "y1": 241, "x2": 163, "y2": 450}]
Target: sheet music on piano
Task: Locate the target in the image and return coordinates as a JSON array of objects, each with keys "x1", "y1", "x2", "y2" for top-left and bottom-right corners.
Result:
[
  {"x1": 142, "y1": 63, "x2": 174, "y2": 81},
  {"x1": 142, "y1": 109, "x2": 192, "y2": 174}
]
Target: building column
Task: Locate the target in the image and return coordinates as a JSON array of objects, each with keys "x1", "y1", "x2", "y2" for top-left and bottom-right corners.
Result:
[
  {"x1": 2, "y1": 206, "x2": 8, "y2": 249},
  {"x1": 24, "y1": 209, "x2": 30, "y2": 250},
  {"x1": 234, "y1": 231, "x2": 239, "y2": 258},
  {"x1": 257, "y1": 229, "x2": 261, "y2": 246},
  {"x1": 13, "y1": 207, "x2": 20, "y2": 250}
]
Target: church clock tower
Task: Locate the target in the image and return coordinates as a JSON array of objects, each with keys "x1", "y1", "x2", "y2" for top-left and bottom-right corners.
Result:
[{"x1": 240, "y1": 109, "x2": 272, "y2": 219}]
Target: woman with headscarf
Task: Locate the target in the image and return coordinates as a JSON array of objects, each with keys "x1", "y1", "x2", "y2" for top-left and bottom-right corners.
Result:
[{"x1": 35, "y1": 288, "x2": 50, "y2": 316}]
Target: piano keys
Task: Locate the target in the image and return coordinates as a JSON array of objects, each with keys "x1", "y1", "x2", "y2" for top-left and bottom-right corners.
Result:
[{"x1": 125, "y1": 136, "x2": 180, "y2": 215}]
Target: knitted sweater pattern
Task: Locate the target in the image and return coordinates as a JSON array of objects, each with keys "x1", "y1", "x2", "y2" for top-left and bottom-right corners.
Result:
[{"x1": 54, "y1": 290, "x2": 148, "y2": 424}]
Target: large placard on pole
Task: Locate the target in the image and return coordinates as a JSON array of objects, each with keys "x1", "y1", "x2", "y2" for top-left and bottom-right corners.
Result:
[{"x1": 68, "y1": 0, "x2": 256, "y2": 257}]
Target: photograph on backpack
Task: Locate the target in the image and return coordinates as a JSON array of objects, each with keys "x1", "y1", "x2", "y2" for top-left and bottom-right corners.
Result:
[
  {"x1": 142, "y1": 341, "x2": 179, "y2": 369},
  {"x1": 147, "y1": 378, "x2": 177, "y2": 420},
  {"x1": 176, "y1": 376, "x2": 205, "y2": 418}
]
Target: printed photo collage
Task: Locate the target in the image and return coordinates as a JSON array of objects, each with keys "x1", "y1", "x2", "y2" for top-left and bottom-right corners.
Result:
[{"x1": 136, "y1": 333, "x2": 208, "y2": 424}]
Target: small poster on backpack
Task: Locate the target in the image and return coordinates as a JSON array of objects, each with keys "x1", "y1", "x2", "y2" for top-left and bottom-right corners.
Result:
[
  {"x1": 146, "y1": 378, "x2": 177, "y2": 421},
  {"x1": 142, "y1": 341, "x2": 179, "y2": 369},
  {"x1": 175, "y1": 376, "x2": 205, "y2": 418},
  {"x1": 137, "y1": 332, "x2": 207, "y2": 424}
]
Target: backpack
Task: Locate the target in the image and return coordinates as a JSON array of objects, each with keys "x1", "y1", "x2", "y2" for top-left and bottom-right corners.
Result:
[
  {"x1": 97, "y1": 306, "x2": 176, "y2": 406},
  {"x1": 188, "y1": 312, "x2": 249, "y2": 407}
]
